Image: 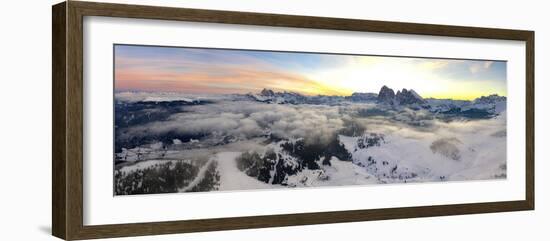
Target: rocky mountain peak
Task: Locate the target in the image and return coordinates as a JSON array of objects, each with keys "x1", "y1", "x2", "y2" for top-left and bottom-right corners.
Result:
[
  {"x1": 396, "y1": 88, "x2": 425, "y2": 105},
  {"x1": 378, "y1": 86, "x2": 425, "y2": 105},
  {"x1": 377, "y1": 85, "x2": 396, "y2": 104},
  {"x1": 260, "y1": 88, "x2": 275, "y2": 96}
]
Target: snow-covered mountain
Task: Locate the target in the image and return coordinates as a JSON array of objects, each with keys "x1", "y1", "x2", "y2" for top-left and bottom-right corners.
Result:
[
  {"x1": 427, "y1": 94, "x2": 506, "y2": 117},
  {"x1": 113, "y1": 88, "x2": 507, "y2": 194},
  {"x1": 249, "y1": 86, "x2": 430, "y2": 106},
  {"x1": 244, "y1": 86, "x2": 505, "y2": 117},
  {"x1": 247, "y1": 88, "x2": 377, "y2": 105},
  {"x1": 468, "y1": 94, "x2": 507, "y2": 114},
  {"x1": 215, "y1": 128, "x2": 507, "y2": 187},
  {"x1": 346, "y1": 92, "x2": 378, "y2": 102},
  {"x1": 246, "y1": 89, "x2": 308, "y2": 104}
]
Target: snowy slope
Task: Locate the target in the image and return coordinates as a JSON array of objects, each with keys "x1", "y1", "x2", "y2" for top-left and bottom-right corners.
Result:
[{"x1": 216, "y1": 152, "x2": 274, "y2": 191}]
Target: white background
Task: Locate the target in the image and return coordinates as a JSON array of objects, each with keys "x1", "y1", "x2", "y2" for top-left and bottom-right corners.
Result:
[
  {"x1": 0, "y1": 0, "x2": 547, "y2": 240},
  {"x1": 84, "y1": 16, "x2": 525, "y2": 225}
]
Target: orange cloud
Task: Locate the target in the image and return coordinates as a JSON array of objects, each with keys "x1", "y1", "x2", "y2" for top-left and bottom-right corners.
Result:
[{"x1": 115, "y1": 60, "x2": 328, "y2": 95}]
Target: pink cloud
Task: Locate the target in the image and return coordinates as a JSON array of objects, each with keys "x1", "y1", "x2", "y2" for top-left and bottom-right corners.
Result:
[{"x1": 115, "y1": 56, "x2": 322, "y2": 94}]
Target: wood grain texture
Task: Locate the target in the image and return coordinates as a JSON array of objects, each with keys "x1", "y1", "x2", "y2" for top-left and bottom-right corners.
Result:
[
  {"x1": 525, "y1": 32, "x2": 535, "y2": 209},
  {"x1": 66, "y1": 1, "x2": 85, "y2": 240},
  {"x1": 52, "y1": 2, "x2": 67, "y2": 239},
  {"x1": 71, "y1": 1, "x2": 533, "y2": 40},
  {"x1": 74, "y1": 201, "x2": 530, "y2": 240},
  {"x1": 51, "y1": 1, "x2": 535, "y2": 240}
]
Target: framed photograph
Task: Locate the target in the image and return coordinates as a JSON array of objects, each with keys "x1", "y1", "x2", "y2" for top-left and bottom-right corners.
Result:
[{"x1": 52, "y1": 1, "x2": 534, "y2": 240}]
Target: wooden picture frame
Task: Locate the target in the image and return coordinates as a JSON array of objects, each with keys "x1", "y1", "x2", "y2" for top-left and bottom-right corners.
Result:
[{"x1": 52, "y1": 1, "x2": 534, "y2": 240}]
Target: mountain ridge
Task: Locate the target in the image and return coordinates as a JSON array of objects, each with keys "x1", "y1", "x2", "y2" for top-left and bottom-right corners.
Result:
[
  {"x1": 244, "y1": 86, "x2": 506, "y2": 117},
  {"x1": 249, "y1": 86, "x2": 504, "y2": 105}
]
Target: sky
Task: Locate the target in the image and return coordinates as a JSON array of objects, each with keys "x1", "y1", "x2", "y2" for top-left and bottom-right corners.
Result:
[{"x1": 114, "y1": 44, "x2": 507, "y2": 100}]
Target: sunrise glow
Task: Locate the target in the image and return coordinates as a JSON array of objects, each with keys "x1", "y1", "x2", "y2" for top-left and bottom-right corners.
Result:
[{"x1": 115, "y1": 45, "x2": 506, "y2": 100}]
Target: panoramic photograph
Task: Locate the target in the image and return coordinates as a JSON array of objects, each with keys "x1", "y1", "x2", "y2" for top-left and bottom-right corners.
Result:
[{"x1": 113, "y1": 44, "x2": 507, "y2": 195}]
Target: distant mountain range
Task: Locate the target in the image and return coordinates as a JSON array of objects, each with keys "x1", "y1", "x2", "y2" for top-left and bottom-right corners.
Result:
[
  {"x1": 116, "y1": 85, "x2": 506, "y2": 118},
  {"x1": 245, "y1": 85, "x2": 505, "y2": 115}
]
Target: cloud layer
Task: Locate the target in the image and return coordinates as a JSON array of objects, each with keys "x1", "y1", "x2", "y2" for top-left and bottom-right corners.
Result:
[{"x1": 118, "y1": 98, "x2": 506, "y2": 152}]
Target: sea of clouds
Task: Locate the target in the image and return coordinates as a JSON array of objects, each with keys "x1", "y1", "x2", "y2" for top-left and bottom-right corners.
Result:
[{"x1": 115, "y1": 92, "x2": 507, "y2": 185}]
